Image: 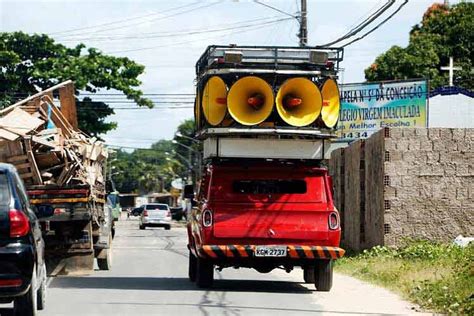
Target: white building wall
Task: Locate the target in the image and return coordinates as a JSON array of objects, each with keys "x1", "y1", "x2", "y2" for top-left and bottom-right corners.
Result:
[{"x1": 429, "y1": 94, "x2": 474, "y2": 128}]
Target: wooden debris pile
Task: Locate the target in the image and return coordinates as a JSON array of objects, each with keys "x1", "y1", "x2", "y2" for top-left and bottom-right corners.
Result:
[{"x1": 0, "y1": 81, "x2": 107, "y2": 190}]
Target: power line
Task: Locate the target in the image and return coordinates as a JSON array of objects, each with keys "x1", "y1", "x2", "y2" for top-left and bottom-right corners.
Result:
[
  {"x1": 341, "y1": 0, "x2": 409, "y2": 48},
  {"x1": 50, "y1": 2, "x2": 201, "y2": 36},
  {"x1": 107, "y1": 19, "x2": 292, "y2": 54},
  {"x1": 57, "y1": 15, "x2": 288, "y2": 42},
  {"x1": 319, "y1": 0, "x2": 395, "y2": 47},
  {"x1": 253, "y1": 0, "x2": 298, "y2": 18},
  {"x1": 56, "y1": 2, "x2": 220, "y2": 38}
]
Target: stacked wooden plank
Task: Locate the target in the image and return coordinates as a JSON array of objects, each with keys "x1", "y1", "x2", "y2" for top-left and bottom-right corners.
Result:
[{"x1": 0, "y1": 81, "x2": 107, "y2": 192}]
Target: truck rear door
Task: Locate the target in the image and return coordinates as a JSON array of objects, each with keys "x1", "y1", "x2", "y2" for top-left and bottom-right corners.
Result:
[{"x1": 210, "y1": 168, "x2": 330, "y2": 242}]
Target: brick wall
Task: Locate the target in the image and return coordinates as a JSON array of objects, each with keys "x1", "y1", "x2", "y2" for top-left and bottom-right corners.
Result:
[{"x1": 330, "y1": 128, "x2": 474, "y2": 250}]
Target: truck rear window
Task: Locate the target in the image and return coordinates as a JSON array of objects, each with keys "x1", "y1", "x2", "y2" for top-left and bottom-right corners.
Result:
[
  {"x1": 0, "y1": 174, "x2": 10, "y2": 205},
  {"x1": 233, "y1": 180, "x2": 306, "y2": 194}
]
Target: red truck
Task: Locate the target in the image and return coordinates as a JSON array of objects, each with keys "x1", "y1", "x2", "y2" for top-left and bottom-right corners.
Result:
[
  {"x1": 188, "y1": 45, "x2": 345, "y2": 290},
  {"x1": 187, "y1": 161, "x2": 344, "y2": 290}
]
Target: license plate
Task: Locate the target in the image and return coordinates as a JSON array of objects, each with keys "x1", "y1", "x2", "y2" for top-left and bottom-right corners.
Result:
[{"x1": 255, "y1": 246, "x2": 287, "y2": 257}]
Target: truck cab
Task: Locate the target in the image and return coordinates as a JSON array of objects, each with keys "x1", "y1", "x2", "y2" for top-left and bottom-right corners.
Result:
[{"x1": 187, "y1": 160, "x2": 344, "y2": 290}]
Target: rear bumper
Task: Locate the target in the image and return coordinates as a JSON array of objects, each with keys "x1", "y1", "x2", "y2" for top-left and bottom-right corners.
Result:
[
  {"x1": 198, "y1": 245, "x2": 345, "y2": 260},
  {"x1": 141, "y1": 218, "x2": 171, "y2": 225},
  {"x1": 0, "y1": 243, "x2": 34, "y2": 298}
]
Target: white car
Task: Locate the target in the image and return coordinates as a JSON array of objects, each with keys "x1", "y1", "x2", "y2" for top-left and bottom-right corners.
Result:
[{"x1": 139, "y1": 203, "x2": 172, "y2": 230}]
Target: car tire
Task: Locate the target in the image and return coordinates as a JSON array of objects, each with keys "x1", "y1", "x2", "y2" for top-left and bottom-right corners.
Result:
[
  {"x1": 139, "y1": 224, "x2": 145, "y2": 230},
  {"x1": 165, "y1": 225, "x2": 171, "y2": 230},
  {"x1": 314, "y1": 260, "x2": 333, "y2": 292},
  {"x1": 97, "y1": 235, "x2": 113, "y2": 271},
  {"x1": 188, "y1": 251, "x2": 197, "y2": 282},
  {"x1": 14, "y1": 265, "x2": 37, "y2": 316},
  {"x1": 303, "y1": 267, "x2": 315, "y2": 284},
  {"x1": 37, "y1": 263, "x2": 47, "y2": 310},
  {"x1": 196, "y1": 257, "x2": 214, "y2": 288}
]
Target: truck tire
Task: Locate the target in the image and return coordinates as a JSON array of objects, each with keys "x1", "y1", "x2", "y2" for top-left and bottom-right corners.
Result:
[
  {"x1": 196, "y1": 257, "x2": 214, "y2": 288},
  {"x1": 165, "y1": 225, "x2": 171, "y2": 230},
  {"x1": 14, "y1": 265, "x2": 37, "y2": 316},
  {"x1": 303, "y1": 267, "x2": 315, "y2": 283},
  {"x1": 314, "y1": 260, "x2": 333, "y2": 292},
  {"x1": 188, "y1": 251, "x2": 197, "y2": 282},
  {"x1": 37, "y1": 263, "x2": 47, "y2": 310},
  {"x1": 139, "y1": 224, "x2": 145, "y2": 230},
  {"x1": 97, "y1": 235, "x2": 113, "y2": 271}
]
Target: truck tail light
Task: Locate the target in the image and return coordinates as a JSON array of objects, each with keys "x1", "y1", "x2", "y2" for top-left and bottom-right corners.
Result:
[
  {"x1": 166, "y1": 211, "x2": 171, "y2": 217},
  {"x1": 143, "y1": 210, "x2": 148, "y2": 217},
  {"x1": 202, "y1": 209, "x2": 213, "y2": 227},
  {"x1": 328, "y1": 212, "x2": 339, "y2": 230},
  {"x1": 9, "y1": 209, "x2": 30, "y2": 238},
  {"x1": 0, "y1": 278, "x2": 22, "y2": 287}
]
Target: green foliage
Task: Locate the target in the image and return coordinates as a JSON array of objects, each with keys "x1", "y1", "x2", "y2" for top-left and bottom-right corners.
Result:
[
  {"x1": 365, "y1": 2, "x2": 473, "y2": 90},
  {"x1": 0, "y1": 31, "x2": 152, "y2": 136},
  {"x1": 112, "y1": 120, "x2": 197, "y2": 194},
  {"x1": 336, "y1": 240, "x2": 474, "y2": 314}
]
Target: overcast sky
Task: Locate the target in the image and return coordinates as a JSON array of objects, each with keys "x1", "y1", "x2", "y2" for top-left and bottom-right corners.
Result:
[{"x1": 1, "y1": 0, "x2": 458, "y2": 148}]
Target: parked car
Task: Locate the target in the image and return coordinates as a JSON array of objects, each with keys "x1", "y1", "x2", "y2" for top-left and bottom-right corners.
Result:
[
  {"x1": 139, "y1": 204, "x2": 171, "y2": 230},
  {"x1": 170, "y1": 206, "x2": 184, "y2": 221},
  {"x1": 0, "y1": 163, "x2": 47, "y2": 315},
  {"x1": 130, "y1": 206, "x2": 144, "y2": 217}
]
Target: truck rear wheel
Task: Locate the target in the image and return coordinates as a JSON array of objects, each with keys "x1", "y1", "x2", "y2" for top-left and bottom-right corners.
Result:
[
  {"x1": 196, "y1": 257, "x2": 214, "y2": 288},
  {"x1": 188, "y1": 251, "x2": 197, "y2": 282},
  {"x1": 303, "y1": 267, "x2": 315, "y2": 283},
  {"x1": 314, "y1": 260, "x2": 333, "y2": 292}
]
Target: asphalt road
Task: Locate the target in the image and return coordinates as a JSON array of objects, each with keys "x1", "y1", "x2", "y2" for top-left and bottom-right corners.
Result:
[{"x1": 1, "y1": 216, "x2": 426, "y2": 316}]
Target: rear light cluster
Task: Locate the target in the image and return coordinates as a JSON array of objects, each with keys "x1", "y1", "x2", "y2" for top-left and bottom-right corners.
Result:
[
  {"x1": 202, "y1": 209, "x2": 213, "y2": 227},
  {"x1": 9, "y1": 209, "x2": 30, "y2": 238},
  {"x1": 0, "y1": 279, "x2": 22, "y2": 288},
  {"x1": 166, "y1": 211, "x2": 171, "y2": 217},
  {"x1": 328, "y1": 212, "x2": 340, "y2": 230},
  {"x1": 143, "y1": 210, "x2": 148, "y2": 217}
]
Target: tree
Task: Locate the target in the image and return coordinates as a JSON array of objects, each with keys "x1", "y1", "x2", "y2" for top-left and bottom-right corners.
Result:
[
  {"x1": 365, "y1": 2, "x2": 473, "y2": 90},
  {"x1": 111, "y1": 120, "x2": 198, "y2": 194},
  {"x1": 0, "y1": 32, "x2": 152, "y2": 136}
]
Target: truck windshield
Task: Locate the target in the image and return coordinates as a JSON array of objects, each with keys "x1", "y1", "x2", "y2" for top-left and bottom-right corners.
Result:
[
  {"x1": 0, "y1": 173, "x2": 10, "y2": 205},
  {"x1": 233, "y1": 180, "x2": 306, "y2": 194}
]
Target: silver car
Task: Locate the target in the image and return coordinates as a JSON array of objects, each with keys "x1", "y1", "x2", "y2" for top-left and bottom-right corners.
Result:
[{"x1": 139, "y1": 203, "x2": 172, "y2": 230}]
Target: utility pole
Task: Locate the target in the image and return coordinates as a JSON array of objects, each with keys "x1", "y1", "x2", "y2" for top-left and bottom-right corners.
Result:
[{"x1": 299, "y1": 0, "x2": 308, "y2": 47}]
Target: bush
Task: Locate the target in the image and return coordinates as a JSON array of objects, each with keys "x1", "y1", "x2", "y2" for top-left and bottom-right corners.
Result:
[{"x1": 336, "y1": 240, "x2": 474, "y2": 314}]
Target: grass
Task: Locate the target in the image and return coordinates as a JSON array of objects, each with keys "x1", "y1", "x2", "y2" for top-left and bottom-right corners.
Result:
[{"x1": 334, "y1": 240, "x2": 474, "y2": 314}]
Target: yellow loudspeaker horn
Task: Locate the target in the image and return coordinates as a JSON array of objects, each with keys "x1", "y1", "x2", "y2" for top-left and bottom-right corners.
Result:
[
  {"x1": 276, "y1": 77, "x2": 322, "y2": 127},
  {"x1": 227, "y1": 76, "x2": 274, "y2": 126},
  {"x1": 201, "y1": 76, "x2": 228, "y2": 126},
  {"x1": 321, "y1": 79, "x2": 340, "y2": 128}
]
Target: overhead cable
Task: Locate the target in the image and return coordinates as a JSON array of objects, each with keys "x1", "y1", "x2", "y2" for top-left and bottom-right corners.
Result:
[
  {"x1": 319, "y1": 0, "x2": 395, "y2": 47},
  {"x1": 51, "y1": 2, "x2": 201, "y2": 36},
  {"x1": 341, "y1": 0, "x2": 409, "y2": 48}
]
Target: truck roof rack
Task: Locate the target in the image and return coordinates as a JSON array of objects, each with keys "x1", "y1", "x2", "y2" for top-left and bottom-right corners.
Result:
[{"x1": 196, "y1": 45, "x2": 343, "y2": 80}]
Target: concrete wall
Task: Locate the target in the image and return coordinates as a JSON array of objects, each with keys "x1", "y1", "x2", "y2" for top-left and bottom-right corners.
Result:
[
  {"x1": 384, "y1": 128, "x2": 474, "y2": 245},
  {"x1": 330, "y1": 127, "x2": 474, "y2": 250}
]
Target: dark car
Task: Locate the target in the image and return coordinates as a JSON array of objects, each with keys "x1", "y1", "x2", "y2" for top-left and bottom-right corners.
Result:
[
  {"x1": 170, "y1": 207, "x2": 184, "y2": 221},
  {"x1": 0, "y1": 163, "x2": 47, "y2": 315},
  {"x1": 130, "y1": 206, "x2": 144, "y2": 217}
]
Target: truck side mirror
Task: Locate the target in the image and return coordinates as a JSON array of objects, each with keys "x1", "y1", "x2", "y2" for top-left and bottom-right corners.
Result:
[{"x1": 183, "y1": 184, "x2": 195, "y2": 199}]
